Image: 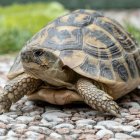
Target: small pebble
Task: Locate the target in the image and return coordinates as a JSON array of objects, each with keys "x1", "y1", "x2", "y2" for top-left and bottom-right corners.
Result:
[
  {"x1": 42, "y1": 114, "x2": 64, "y2": 123},
  {"x1": 28, "y1": 126, "x2": 52, "y2": 135},
  {"x1": 129, "y1": 120, "x2": 140, "y2": 126},
  {"x1": 131, "y1": 131, "x2": 140, "y2": 137},
  {"x1": 115, "y1": 133, "x2": 133, "y2": 139},
  {"x1": 50, "y1": 132, "x2": 62, "y2": 139},
  {"x1": 56, "y1": 128, "x2": 70, "y2": 134},
  {"x1": 0, "y1": 115, "x2": 14, "y2": 124},
  {"x1": 96, "y1": 129, "x2": 114, "y2": 139},
  {"x1": 76, "y1": 119, "x2": 96, "y2": 125},
  {"x1": 53, "y1": 123, "x2": 74, "y2": 129},
  {"x1": 24, "y1": 131, "x2": 43, "y2": 138},
  {"x1": 11, "y1": 124, "x2": 27, "y2": 129},
  {"x1": 97, "y1": 120, "x2": 121, "y2": 129},
  {"x1": 0, "y1": 128, "x2": 6, "y2": 136},
  {"x1": 7, "y1": 130, "x2": 20, "y2": 137},
  {"x1": 78, "y1": 134, "x2": 99, "y2": 140},
  {"x1": 0, "y1": 122, "x2": 8, "y2": 129},
  {"x1": 39, "y1": 119, "x2": 54, "y2": 128},
  {"x1": 25, "y1": 101, "x2": 34, "y2": 106},
  {"x1": 110, "y1": 125, "x2": 136, "y2": 133},
  {"x1": 94, "y1": 125, "x2": 106, "y2": 130},
  {"x1": 16, "y1": 116, "x2": 35, "y2": 124}
]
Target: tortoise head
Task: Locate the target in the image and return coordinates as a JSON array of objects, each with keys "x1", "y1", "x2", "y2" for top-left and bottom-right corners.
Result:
[{"x1": 20, "y1": 46, "x2": 64, "y2": 81}]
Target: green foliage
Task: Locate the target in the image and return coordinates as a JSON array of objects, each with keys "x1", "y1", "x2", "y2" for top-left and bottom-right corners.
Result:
[
  {"x1": 125, "y1": 24, "x2": 140, "y2": 44},
  {"x1": 0, "y1": 2, "x2": 67, "y2": 54}
]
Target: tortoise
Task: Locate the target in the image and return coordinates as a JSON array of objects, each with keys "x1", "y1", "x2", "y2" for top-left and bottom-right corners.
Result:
[{"x1": 0, "y1": 9, "x2": 139, "y2": 117}]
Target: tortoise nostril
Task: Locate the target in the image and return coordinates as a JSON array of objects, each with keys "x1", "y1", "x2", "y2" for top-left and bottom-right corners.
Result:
[{"x1": 34, "y1": 50, "x2": 43, "y2": 57}]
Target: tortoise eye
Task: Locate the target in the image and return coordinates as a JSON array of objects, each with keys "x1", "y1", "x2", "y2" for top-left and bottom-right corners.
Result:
[{"x1": 34, "y1": 50, "x2": 43, "y2": 57}]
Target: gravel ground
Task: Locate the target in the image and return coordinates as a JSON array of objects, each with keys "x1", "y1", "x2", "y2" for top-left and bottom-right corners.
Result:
[
  {"x1": 0, "y1": 53, "x2": 140, "y2": 140},
  {"x1": 0, "y1": 10, "x2": 140, "y2": 140}
]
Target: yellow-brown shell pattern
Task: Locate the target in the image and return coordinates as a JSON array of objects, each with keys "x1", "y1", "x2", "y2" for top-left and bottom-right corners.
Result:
[{"x1": 10, "y1": 9, "x2": 140, "y2": 84}]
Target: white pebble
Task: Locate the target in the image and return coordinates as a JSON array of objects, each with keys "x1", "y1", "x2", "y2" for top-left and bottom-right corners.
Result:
[
  {"x1": 28, "y1": 126, "x2": 51, "y2": 135},
  {"x1": 76, "y1": 119, "x2": 96, "y2": 125},
  {"x1": 50, "y1": 132, "x2": 62, "y2": 139},
  {"x1": 96, "y1": 129, "x2": 114, "y2": 138},
  {"x1": 53, "y1": 123, "x2": 74, "y2": 129},
  {"x1": 131, "y1": 131, "x2": 140, "y2": 137},
  {"x1": 0, "y1": 115, "x2": 14, "y2": 124},
  {"x1": 16, "y1": 116, "x2": 35, "y2": 124},
  {"x1": 115, "y1": 133, "x2": 133, "y2": 139},
  {"x1": 0, "y1": 128, "x2": 6, "y2": 136}
]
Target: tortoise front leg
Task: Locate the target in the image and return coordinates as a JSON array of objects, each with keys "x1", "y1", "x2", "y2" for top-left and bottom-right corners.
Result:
[
  {"x1": 76, "y1": 78, "x2": 121, "y2": 117},
  {"x1": 0, "y1": 73, "x2": 42, "y2": 113},
  {"x1": 27, "y1": 88, "x2": 83, "y2": 105}
]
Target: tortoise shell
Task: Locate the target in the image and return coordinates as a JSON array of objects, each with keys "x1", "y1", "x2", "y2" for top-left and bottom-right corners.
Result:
[{"x1": 8, "y1": 9, "x2": 140, "y2": 87}]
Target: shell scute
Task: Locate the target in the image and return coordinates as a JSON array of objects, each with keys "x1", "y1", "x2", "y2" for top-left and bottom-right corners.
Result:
[
  {"x1": 112, "y1": 59, "x2": 129, "y2": 82},
  {"x1": 42, "y1": 26, "x2": 83, "y2": 51}
]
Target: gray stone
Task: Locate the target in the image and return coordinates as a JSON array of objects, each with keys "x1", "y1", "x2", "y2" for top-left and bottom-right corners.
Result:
[
  {"x1": 96, "y1": 129, "x2": 114, "y2": 139},
  {"x1": 11, "y1": 124, "x2": 27, "y2": 129},
  {"x1": 0, "y1": 115, "x2": 14, "y2": 124},
  {"x1": 28, "y1": 126, "x2": 51, "y2": 135},
  {"x1": 76, "y1": 119, "x2": 96, "y2": 129},
  {"x1": 129, "y1": 120, "x2": 140, "y2": 126},
  {"x1": 76, "y1": 119, "x2": 96, "y2": 125},
  {"x1": 97, "y1": 120, "x2": 136, "y2": 133},
  {"x1": 29, "y1": 111, "x2": 41, "y2": 116},
  {"x1": 44, "y1": 115, "x2": 64, "y2": 123},
  {"x1": 16, "y1": 116, "x2": 35, "y2": 124},
  {"x1": 115, "y1": 133, "x2": 133, "y2": 139},
  {"x1": 70, "y1": 134, "x2": 79, "y2": 140},
  {"x1": 25, "y1": 101, "x2": 34, "y2": 106},
  {"x1": 0, "y1": 128, "x2": 6, "y2": 136},
  {"x1": 7, "y1": 130, "x2": 19, "y2": 137},
  {"x1": 131, "y1": 131, "x2": 140, "y2": 137},
  {"x1": 121, "y1": 102, "x2": 140, "y2": 109},
  {"x1": 97, "y1": 120, "x2": 121, "y2": 128},
  {"x1": 53, "y1": 123, "x2": 74, "y2": 129},
  {"x1": 24, "y1": 131, "x2": 41, "y2": 138},
  {"x1": 76, "y1": 124, "x2": 93, "y2": 129},
  {"x1": 39, "y1": 119, "x2": 54, "y2": 128},
  {"x1": 85, "y1": 111, "x2": 99, "y2": 116},
  {"x1": 4, "y1": 112, "x2": 19, "y2": 119},
  {"x1": 94, "y1": 125, "x2": 106, "y2": 130},
  {"x1": 50, "y1": 132, "x2": 62, "y2": 139},
  {"x1": 0, "y1": 136, "x2": 19, "y2": 140},
  {"x1": 42, "y1": 111, "x2": 71, "y2": 118},
  {"x1": 110, "y1": 125, "x2": 136, "y2": 133}
]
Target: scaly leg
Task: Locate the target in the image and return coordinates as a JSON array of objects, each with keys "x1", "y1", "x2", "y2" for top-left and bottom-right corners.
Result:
[
  {"x1": 76, "y1": 78, "x2": 121, "y2": 117},
  {"x1": 27, "y1": 88, "x2": 83, "y2": 105},
  {"x1": 0, "y1": 73, "x2": 42, "y2": 113}
]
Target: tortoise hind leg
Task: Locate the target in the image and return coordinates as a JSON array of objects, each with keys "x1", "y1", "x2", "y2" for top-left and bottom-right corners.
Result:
[
  {"x1": 27, "y1": 88, "x2": 83, "y2": 105},
  {"x1": 0, "y1": 73, "x2": 42, "y2": 113},
  {"x1": 76, "y1": 78, "x2": 121, "y2": 117}
]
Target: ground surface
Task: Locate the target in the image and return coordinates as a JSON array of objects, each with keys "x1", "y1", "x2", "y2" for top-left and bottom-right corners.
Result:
[{"x1": 0, "y1": 10, "x2": 140, "y2": 140}]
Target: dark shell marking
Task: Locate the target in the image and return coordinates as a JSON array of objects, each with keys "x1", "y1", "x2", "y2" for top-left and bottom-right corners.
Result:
[
  {"x1": 112, "y1": 60, "x2": 128, "y2": 81},
  {"x1": 125, "y1": 54, "x2": 137, "y2": 78},
  {"x1": 80, "y1": 57, "x2": 97, "y2": 76},
  {"x1": 21, "y1": 9, "x2": 139, "y2": 82},
  {"x1": 95, "y1": 17, "x2": 136, "y2": 52},
  {"x1": 133, "y1": 51, "x2": 140, "y2": 76},
  {"x1": 83, "y1": 28, "x2": 122, "y2": 59},
  {"x1": 42, "y1": 27, "x2": 82, "y2": 51},
  {"x1": 55, "y1": 9, "x2": 102, "y2": 27},
  {"x1": 100, "y1": 62, "x2": 114, "y2": 80}
]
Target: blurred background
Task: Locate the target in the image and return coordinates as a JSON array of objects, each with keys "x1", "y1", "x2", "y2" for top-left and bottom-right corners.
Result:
[{"x1": 0, "y1": 0, "x2": 140, "y2": 54}]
